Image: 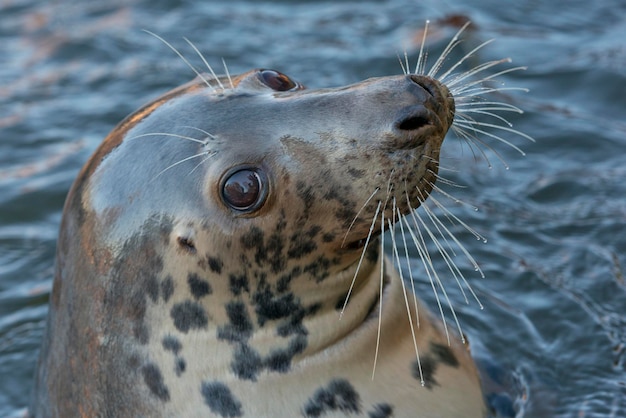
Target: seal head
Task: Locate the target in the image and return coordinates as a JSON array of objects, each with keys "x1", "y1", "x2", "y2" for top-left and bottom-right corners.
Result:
[{"x1": 32, "y1": 68, "x2": 485, "y2": 417}]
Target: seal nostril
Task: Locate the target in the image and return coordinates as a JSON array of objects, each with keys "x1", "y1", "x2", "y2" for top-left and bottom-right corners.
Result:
[
  {"x1": 408, "y1": 75, "x2": 436, "y2": 97},
  {"x1": 397, "y1": 115, "x2": 430, "y2": 131}
]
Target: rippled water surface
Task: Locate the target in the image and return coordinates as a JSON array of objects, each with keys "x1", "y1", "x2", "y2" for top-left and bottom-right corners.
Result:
[{"x1": 1, "y1": 0, "x2": 625, "y2": 416}]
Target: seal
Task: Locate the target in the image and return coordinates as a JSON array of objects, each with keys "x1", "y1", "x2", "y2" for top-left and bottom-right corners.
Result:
[{"x1": 31, "y1": 25, "x2": 528, "y2": 417}]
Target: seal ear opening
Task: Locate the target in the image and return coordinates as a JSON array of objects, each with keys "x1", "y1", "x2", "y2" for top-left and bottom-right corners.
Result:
[{"x1": 177, "y1": 236, "x2": 197, "y2": 254}]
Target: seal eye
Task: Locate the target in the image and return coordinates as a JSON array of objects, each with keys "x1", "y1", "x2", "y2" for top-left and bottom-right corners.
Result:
[
  {"x1": 221, "y1": 169, "x2": 268, "y2": 212},
  {"x1": 259, "y1": 70, "x2": 297, "y2": 91}
]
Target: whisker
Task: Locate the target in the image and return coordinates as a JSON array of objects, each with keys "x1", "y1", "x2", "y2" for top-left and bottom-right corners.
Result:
[
  {"x1": 222, "y1": 58, "x2": 234, "y2": 89},
  {"x1": 450, "y1": 124, "x2": 498, "y2": 168},
  {"x1": 428, "y1": 180, "x2": 477, "y2": 211},
  {"x1": 341, "y1": 188, "x2": 380, "y2": 248},
  {"x1": 388, "y1": 210, "x2": 423, "y2": 386},
  {"x1": 427, "y1": 21, "x2": 472, "y2": 79},
  {"x1": 414, "y1": 19, "x2": 430, "y2": 75},
  {"x1": 183, "y1": 37, "x2": 225, "y2": 91},
  {"x1": 453, "y1": 120, "x2": 533, "y2": 154},
  {"x1": 409, "y1": 206, "x2": 465, "y2": 344},
  {"x1": 420, "y1": 201, "x2": 484, "y2": 309},
  {"x1": 181, "y1": 126, "x2": 218, "y2": 140},
  {"x1": 403, "y1": 207, "x2": 452, "y2": 344},
  {"x1": 188, "y1": 151, "x2": 218, "y2": 175},
  {"x1": 372, "y1": 208, "x2": 385, "y2": 379},
  {"x1": 397, "y1": 52, "x2": 408, "y2": 75},
  {"x1": 437, "y1": 39, "x2": 495, "y2": 82},
  {"x1": 450, "y1": 65, "x2": 529, "y2": 92},
  {"x1": 142, "y1": 30, "x2": 213, "y2": 90},
  {"x1": 427, "y1": 169, "x2": 467, "y2": 189},
  {"x1": 339, "y1": 200, "x2": 382, "y2": 319},
  {"x1": 455, "y1": 101, "x2": 525, "y2": 113},
  {"x1": 127, "y1": 132, "x2": 209, "y2": 145},
  {"x1": 153, "y1": 151, "x2": 216, "y2": 180}
]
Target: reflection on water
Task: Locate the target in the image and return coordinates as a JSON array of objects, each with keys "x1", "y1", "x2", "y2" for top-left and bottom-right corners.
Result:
[{"x1": 1, "y1": 0, "x2": 625, "y2": 416}]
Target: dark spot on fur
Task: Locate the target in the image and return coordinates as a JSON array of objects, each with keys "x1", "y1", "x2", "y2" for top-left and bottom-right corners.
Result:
[
  {"x1": 142, "y1": 363, "x2": 170, "y2": 402},
  {"x1": 287, "y1": 234, "x2": 317, "y2": 259},
  {"x1": 347, "y1": 167, "x2": 366, "y2": 179},
  {"x1": 413, "y1": 356, "x2": 438, "y2": 390},
  {"x1": 265, "y1": 334, "x2": 307, "y2": 373},
  {"x1": 366, "y1": 242, "x2": 379, "y2": 263},
  {"x1": 208, "y1": 256, "x2": 223, "y2": 274},
  {"x1": 146, "y1": 275, "x2": 159, "y2": 303},
  {"x1": 231, "y1": 343, "x2": 263, "y2": 381},
  {"x1": 188, "y1": 272, "x2": 212, "y2": 299},
  {"x1": 133, "y1": 323, "x2": 149, "y2": 344},
  {"x1": 229, "y1": 273, "x2": 249, "y2": 296},
  {"x1": 241, "y1": 226, "x2": 264, "y2": 250},
  {"x1": 161, "y1": 275, "x2": 174, "y2": 302},
  {"x1": 170, "y1": 301, "x2": 208, "y2": 333},
  {"x1": 162, "y1": 335, "x2": 182, "y2": 355},
  {"x1": 201, "y1": 381, "x2": 243, "y2": 417},
  {"x1": 175, "y1": 357, "x2": 186, "y2": 376},
  {"x1": 368, "y1": 403, "x2": 394, "y2": 418},
  {"x1": 296, "y1": 181, "x2": 315, "y2": 216},
  {"x1": 302, "y1": 379, "x2": 361, "y2": 417},
  {"x1": 253, "y1": 287, "x2": 300, "y2": 326},
  {"x1": 322, "y1": 232, "x2": 335, "y2": 243},
  {"x1": 276, "y1": 267, "x2": 302, "y2": 292},
  {"x1": 217, "y1": 301, "x2": 253, "y2": 343},
  {"x1": 303, "y1": 256, "x2": 331, "y2": 282},
  {"x1": 335, "y1": 292, "x2": 350, "y2": 311},
  {"x1": 431, "y1": 342, "x2": 459, "y2": 368},
  {"x1": 128, "y1": 290, "x2": 147, "y2": 321}
]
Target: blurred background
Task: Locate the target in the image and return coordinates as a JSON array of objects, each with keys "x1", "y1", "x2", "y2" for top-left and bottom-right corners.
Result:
[{"x1": 1, "y1": 0, "x2": 625, "y2": 416}]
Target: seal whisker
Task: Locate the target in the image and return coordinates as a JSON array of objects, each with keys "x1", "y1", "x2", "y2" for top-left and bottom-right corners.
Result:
[
  {"x1": 426, "y1": 21, "x2": 472, "y2": 78},
  {"x1": 372, "y1": 208, "x2": 385, "y2": 379},
  {"x1": 388, "y1": 211, "x2": 424, "y2": 386},
  {"x1": 453, "y1": 119, "x2": 531, "y2": 155},
  {"x1": 455, "y1": 100, "x2": 525, "y2": 113},
  {"x1": 404, "y1": 205, "x2": 452, "y2": 344},
  {"x1": 339, "y1": 200, "x2": 382, "y2": 320},
  {"x1": 127, "y1": 132, "x2": 209, "y2": 145},
  {"x1": 450, "y1": 124, "x2": 500, "y2": 168},
  {"x1": 418, "y1": 187, "x2": 486, "y2": 269},
  {"x1": 454, "y1": 86, "x2": 530, "y2": 99},
  {"x1": 427, "y1": 178, "x2": 478, "y2": 212},
  {"x1": 153, "y1": 151, "x2": 216, "y2": 180},
  {"x1": 181, "y1": 125, "x2": 219, "y2": 140},
  {"x1": 222, "y1": 58, "x2": 234, "y2": 89},
  {"x1": 437, "y1": 39, "x2": 496, "y2": 82},
  {"x1": 410, "y1": 205, "x2": 466, "y2": 344},
  {"x1": 397, "y1": 51, "x2": 409, "y2": 75},
  {"x1": 142, "y1": 30, "x2": 214, "y2": 90},
  {"x1": 341, "y1": 188, "x2": 380, "y2": 248},
  {"x1": 413, "y1": 19, "x2": 430, "y2": 75},
  {"x1": 419, "y1": 194, "x2": 485, "y2": 308},
  {"x1": 427, "y1": 170, "x2": 469, "y2": 192},
  {"x1": 183, "y1": 37, "x2": 225, "y2": 91},
  {"x1": 187, "y1": 151, "x2": 218, "y2": 175},
  {"x1": 399, "y1": 189, "x2": 421, "y2": 329},
  {"x1": 448, "y1": 64, "x2": 528, "y2": 91},
  {"x1": 457, "y1": 108, "x2": 517, "y2": 128},
  {"x1": 415, "y1": 202, "x2": 471, "y2": 305}
]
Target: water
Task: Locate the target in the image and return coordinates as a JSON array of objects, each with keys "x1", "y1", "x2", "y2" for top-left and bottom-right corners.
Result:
[{"x1": 1, "y1": 0, "x2": 625, "y2": 416}]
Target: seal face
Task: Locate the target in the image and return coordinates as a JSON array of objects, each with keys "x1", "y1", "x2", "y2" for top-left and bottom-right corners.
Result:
[{"x1": 31, "y1": 66, "x2": 486, "y2": 417}]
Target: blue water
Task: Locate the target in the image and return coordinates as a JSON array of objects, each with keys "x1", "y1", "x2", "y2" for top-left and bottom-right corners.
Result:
[{"x1": 1, "y1": 0, "x2": 625, "y2": 416}]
